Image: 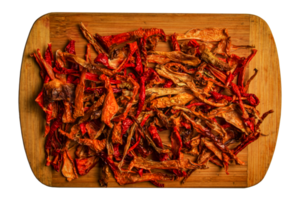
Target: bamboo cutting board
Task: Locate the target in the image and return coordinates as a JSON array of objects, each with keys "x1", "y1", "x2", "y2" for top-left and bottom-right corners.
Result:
[{"x1": 19, "y1": 13, "x2": 281, "y2": 188}]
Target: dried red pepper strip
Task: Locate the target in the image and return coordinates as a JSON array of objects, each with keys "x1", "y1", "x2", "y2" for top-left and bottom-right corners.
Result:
[
  {"x1": 79, "y1": 122, "x2": 88, "y2": 135},
  {"x1": 231, "y1": 82, "x2": 249, "y2": 119},
  {"x1": 65, "y1": 40, "x2": 76, "y2": 54},
  {"x1": 234, "y1": 132, "x2": 260, "y2": 155},
  {"x1": 148, "y1": 123, "x2": 163, "y2": 148},
  {"x1": 181, "y1": 121, "x2": 191, "y2": 129},
  {"x1": 121, "y1": 118, "x2": 133, "y2": 136},
  {"x1": 45, "y1": 106, "x2": 63, "y2": 166},
  {"x1": 135, "y1": 50, "x2": 143, "y2": 76},
  {"x1": 65, "y1": 40, "x2": 79, "y2": 75},
  {"x1": 45, "y1": 43, "x2": 53, "y2": 64},
  {"x1": 237, "y1": 49, "x2": 257, "y2": 92},
  {"x1": 113, "y1": 144, "x2": 122, "y2": 161},
  {"x1": 225, "y1": 72, "x2": 234, "y2": 87},
  {"x1": 53, "y1": 64, "x2": 78, "y2": 75},
  {"x1": 51, "y1": 149, "x2": 62, "y2": 172},
  {"x1": 135, "y1": 76, "x2": 146, "y2": 117},
  {"x1": 94, "y1": 53, "x2": 114, "y2": 69},
  {"x1": 187, "y1": 39, "x2": 200, "y2": 56},
  {"x1": 244, "y1": 117, "x2": 255, "y2": 132},
  {"x1": 114, "y1": 42, "x2": 138, "y2": 73},
  {"x1": 186, "y1": 102, "x2": 205, "y2": 109},
  {"x1": 75, "y1": 156, "x2": 99, "y2": 176},
  {"x1": 170, "y1": 33, "x2": 180, "y2": 51},
  {"x1": 241, "y1": 92, "x2": 260, "y2": 107},
  {"x1": 128, "y1": 134, "x2": 141, "y2": 153},
  {"x1": 163, "y1": 80, "x2": 174, "y2": 88},
  {"x1": 210, "y1": 91, "x2": 233, "y2": 102},
  {"x1": 139, "y1": 35, "x2": 148, "y2": 62},
  {"x1": 170, "y1": 126, "x2": 182, "y2": 160},
  {"x1": 206, "y1": 64, "x2": 227, "y2": 84}
]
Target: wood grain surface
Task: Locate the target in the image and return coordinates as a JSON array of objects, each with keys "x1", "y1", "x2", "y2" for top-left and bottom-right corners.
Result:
[{"x1": 19, "y1": 13, "x2": 281, "y2": 188}]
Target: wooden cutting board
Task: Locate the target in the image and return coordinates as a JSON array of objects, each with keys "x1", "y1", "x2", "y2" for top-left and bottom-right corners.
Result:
[{"x1": 19, "y1": 13, "x2": 281, "y2": 188}]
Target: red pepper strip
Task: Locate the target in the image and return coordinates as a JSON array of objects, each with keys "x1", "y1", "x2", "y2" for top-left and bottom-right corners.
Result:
[
  {"x1": 126, "y1": 114, "x2": 151, "y2": 154},
  {"x1": 79, "y1": 122, "x2": 88, "y2": 135},
  {"x1": 241, "y1": 92, "x2": 260, "y2": 107},
  {"x1": 150, "y1": 181, "x2": 165, "y2": 188},
  {"x1": 256, "y1": 110, "x2": 274, "y2": 130},
  {"x1": 135, "y1": 50, "x2": 143, "y2": 76},
  {"x1": 66, "y1": 74, "x2": 76, "y2": 82},
  {"x1": 211, "y1": 118, "x2": 218, "y2": 123},
  {"x1": 35, "y1": 91, "x2": 46, "y2": 112},
  {"x1": 206, "y1": 64, "x2": 227, "y2": 84},
  {"x1": 244, "y1": 117, "x2": 255, "y2": 132},
  {"x1": 121, "y1": 118, "x2": 133, "y2": 136},
  {"x1": 148, "y1": 123, "x2": 163, "y2": 148},
  {"x1": 37, "y1": 49, "x2": 56, "y2": 80},
  {"x1": 170, "y1": 33, "x2": 180, "y2": 51},
  {"x1": 94, "y1": 53, "x2": 113, "y2": 69},
  {"x1": 187, "y1": 39, "x2": 200, "y2": 56},
  {"x1": 53, "y1": 60, "x2": 78, "y2": 74},
  {"x1": 65, "y1": 40, "x2": 79, "y2": 77},
  {"x1": 44, "y1": 43, "x2": 53, "y2": 65},
  {"x1": 225, "y1": 72, "x2": 234, "y2": 87},
  {"x1": 65, "y1": 40, "x2": 76, "y2": 54},
  {"x1": 113, "y1": 144, "x2": 121, "y2": 161},
  {"x1": 181, "y1": 122, "x2": 191, "y2": 129},
  {"x1": 135, "y1": 144, "x2": 151, "y2": 158},
  {"x1": 163, "y1": 80, "x2": 173, "y2": 88},
  {"x1": 210, "y1": 91, "x2": 233, "y2": 102},
  {"x1": 171, "y1": 126, "x2": 182, "y2": 160},
  {"x1": 234, "y1": 132, "x2": 260, "y2": 156},
  {"x1": 138, "y1": 168, "x2": 144, "y2": 177},
  {"x1": 45, "y1": 107, "x2": 63, "y2": 166},
  {"x1": 237, "y1": 49, "x2": 257, "y2": 92},
  {"x1": 231, "y1": 82, "x2": 249, "y2": 119},
  {"x1": 114, "y1": 42, "x2": 138, "y2": 73},
  {"x1": 186, "y1": 102, "x2": 205, "y2": 109},
  {"x1": 217, "y1": 57, "x2": 227, "y2": 63},
  {"x1": 139, "y1": 35, "x2": 147, "y2": 62},
  {"x1": 51, "y1": 149, "x2": 62, "y2": 172},
  {"x1": 172, "y1": 170, "x2": 187, "y2": 177},
  {"x1": 144, "y1": 68, "x2": 161, "y2": 83},
  {"x1": 75, "y1": 156, "x2": 99, "y2": 176},
  {"x1": 135, "y1": 76, "x2": 146, "y2": 117},
  {"x1": 67, "y1": 75, "x2": 79, "y2": 84},
  {"x1": 128, "y1": 135, "x2": 141, "y2": 153},
  {"x1": 221, "y1": 123, "x2": 231, "y2": 129}
]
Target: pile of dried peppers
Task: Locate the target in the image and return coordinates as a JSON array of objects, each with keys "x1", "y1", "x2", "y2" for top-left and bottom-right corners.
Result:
[{"x1": 32, "y1": 23, "x2": 273, "y2": 187}]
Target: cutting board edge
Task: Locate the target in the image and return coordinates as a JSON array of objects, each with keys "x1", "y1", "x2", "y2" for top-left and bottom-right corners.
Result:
[
  {"x1": 17, "y1": 12, "x2": 53, "y2": 188},
  {"x1": 247, "y1": 14, "x2": 283, "y2": 189}
]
